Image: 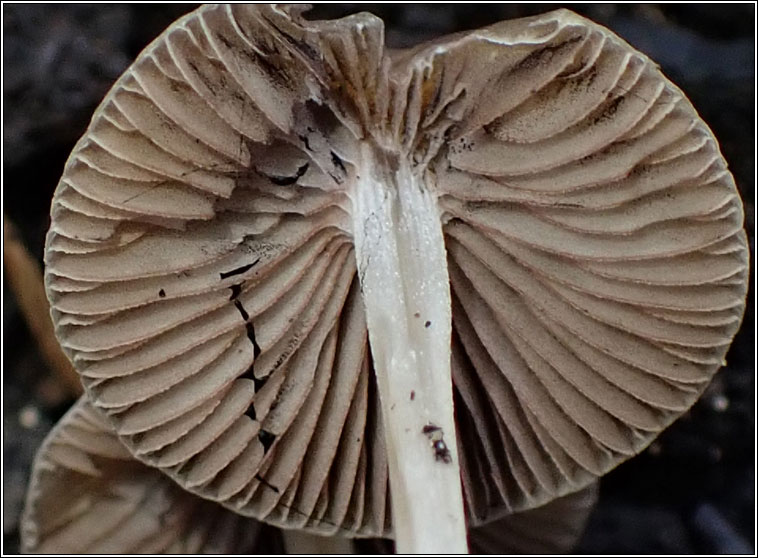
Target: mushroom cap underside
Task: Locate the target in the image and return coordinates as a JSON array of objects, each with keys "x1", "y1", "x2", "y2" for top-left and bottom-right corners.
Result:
[
  {"x1": 40, "y1": 3, "x2": 748, "y2": 538},
  {"x1": 21, "y1": 396, "x2": 599, "y2": 553}
]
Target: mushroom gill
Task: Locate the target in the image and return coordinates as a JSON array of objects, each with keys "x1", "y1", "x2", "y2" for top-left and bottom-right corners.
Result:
[
  {"x1": 35, "y1": 5, "x2": 748, "y2": 554},
  {"x1": 21, "y1": 397, "x2": 260, "y2": 554},
  {"x1": 21, "y1": 396, "x2": 598, "y2": 554}
]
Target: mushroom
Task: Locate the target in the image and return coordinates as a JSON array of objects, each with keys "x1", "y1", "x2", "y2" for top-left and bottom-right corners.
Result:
[
  {"x1": 21, "y1": 397, "x2": 260, "y2": 553},
  {"x1": 21, "y1": 395, "x2": 598, "y2": 554},
  {"x1": 33, "y1": 4, "x2": 748, "y2": 554}
]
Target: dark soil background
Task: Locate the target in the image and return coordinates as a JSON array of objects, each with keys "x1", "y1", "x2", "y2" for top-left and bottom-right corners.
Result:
[{"x1": 3, "y1": 4, "x2": 755, "y2": 554}]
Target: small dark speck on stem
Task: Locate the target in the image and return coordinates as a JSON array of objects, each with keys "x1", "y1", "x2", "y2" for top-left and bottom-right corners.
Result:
[{"x1": 434, "y1": 439, "x2": 452, "y2": 464}]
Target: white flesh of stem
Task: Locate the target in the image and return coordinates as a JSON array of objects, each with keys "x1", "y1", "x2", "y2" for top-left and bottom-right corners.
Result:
[{"x1": 352, "y1": 143, "x2": 468, "y2": 554}]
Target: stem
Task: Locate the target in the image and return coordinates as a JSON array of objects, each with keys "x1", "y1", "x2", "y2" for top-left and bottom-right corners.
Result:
[{"x1": 352, "y1": 144, "x2": 468, "y2": 553}]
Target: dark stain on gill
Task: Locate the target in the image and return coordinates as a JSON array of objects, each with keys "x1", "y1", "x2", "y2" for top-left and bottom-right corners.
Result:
[
  {"x1": 330, "y1": 150, "x2": 346, "y2": 173},
  {"x1": 254, "y1": 473, "x2": 280, "y2": 494},
  {"x1": 234, "y1": 299, "x2": 250, "y2": 321},
  {"x1": 220, "y1": 258, "x2": 261, "y2": 279},
  {"x1": 214, "y1": 30, "x2": 291, "y2": 89},
  {"x1": 232, "y1": 296, "x2": 266, "y2": 388},
  {"x1": 246, "y1": 322, "x2": 262, "y2": 359},
  {"x1": 187, "y1": 60, "x2": 214, "y2": 93},
  {"x1": 511, "y1": 35, "x2": 584, "y2": 73},
  {"x1": 592, "y1": 95, "x2": 624, "y2": 125},
  {"x1": 241, "y1": 320, "x2": 267, "y2": 389},
  {"x1": 268, "y1": 162, "x2": 309, "y2": 186},
  {"x1": 298, "y1": 134, "x2": 312, "y2": 151},
  {"x1": 260, "y1": 13, "x2": 321, "y2": 64},
  {"x1": 216, "y1": 32, "x2": 234, "y2": 51},
  {"x1": 258, "y1": 430, "x2": 276, "y2": 453},
  {"x1": 251, "y1": 40, "x2": 292, "y2": 87},
  {"x1": 326, "y1": 151, "x2": 348, "y2": 185},
  {"x1": 229, "y1": 283, "x2": 243, "y2": 301}
]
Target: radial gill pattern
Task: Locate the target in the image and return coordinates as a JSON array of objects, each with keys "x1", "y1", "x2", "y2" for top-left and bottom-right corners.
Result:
[
  {"x1": 42, "y1": 3, "x2": 747, "y2": 540},
  {"x1": 21, "y1": 397, "x2": 260, "y2": 553},
  {"x1": 428, "y1": 13, "x2": 748, "y2": 518},
  {"x1": 45, "y1": 4, "x2": 388, "y2": 537}
]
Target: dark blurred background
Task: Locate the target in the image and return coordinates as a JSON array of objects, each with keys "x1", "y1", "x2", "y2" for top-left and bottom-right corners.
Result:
[{"x1": 3, "y1": 4, "x2": 754, "y2": 554}]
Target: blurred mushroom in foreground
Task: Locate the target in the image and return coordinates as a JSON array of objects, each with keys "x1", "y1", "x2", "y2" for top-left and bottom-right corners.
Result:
[
  {"x1": 21, "y1": 397, "x2": 258, "y2": 554},
  {"x1": 21, "y1": 395, "x2": 598, "y2": 554},
  {"x1": 28, "y1": 4, "x2": 748, "y2": 554}
]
